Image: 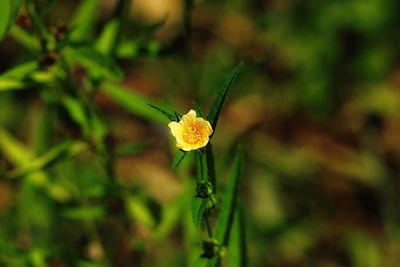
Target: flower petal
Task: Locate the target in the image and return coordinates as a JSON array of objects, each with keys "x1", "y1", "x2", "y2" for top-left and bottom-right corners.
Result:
[
  {"x1": 177, "y1": 141, "x2": 193, "y2": 151},
  {"x1": 181, "y1": 109, "x2": 197, "y2": 125},
  {"x1": 187, "y1": 109, "x2": 196, "y2": 117},
  {"x1": 168, "y1": 121, "x2": 183, "y2": 137},
  {"x1": 204, "y1": 120, "x2": 213, "y2": 136},
  {"x1": 199, "y1": 136, "x2": 210, "y2": 148}
]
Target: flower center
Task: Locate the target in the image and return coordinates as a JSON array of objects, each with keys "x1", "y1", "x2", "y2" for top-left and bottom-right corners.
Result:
[{"x1": 183, "y1": 125, "x2": 202, "y2": 144}]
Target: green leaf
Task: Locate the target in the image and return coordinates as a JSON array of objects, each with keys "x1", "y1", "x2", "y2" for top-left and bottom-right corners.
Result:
[
  {"x1": 64, "y1": 45, "x2": 123, "y2": 80},
  {"x1": 8, "y1": 0, "x2": 23, "y2": 28},
  {"x1": 0, "y1": 128, "x2": 49, "y2": 186},
  {"x1": 116, "y1": 40, "x2": 140, "y2": 58},
  {"x1": 62, "y1": 206, "x2": 105, "y2": 220},
  {"x1": 69, "y1": 0, "x2": 100, "y2": 41},
  {"x1": 8, "y1": 140, "x2": 86, "y2": 178},
  {"x1": 0, "y1": 0, "x2": 23, "y2": 41},
  {"x1": 152, "y1": 194, "x2": 185, "y2": 241},
  {"x1": 62, "y1": 95, "x2": 91, "y2": 134},
  {"x1": 100, "y1": 82, "x2": 168, "y2": 123},
  {"x1": 207, "y1": 62, "x2": 243, "y2": 131},
  {"x1": 10, "y1": 25, "x2": 41, "y2": 51},
  {"x1": 173, "y1": 109, "x2": 182, "y2": 120},
  {"x1": 0, "y1": 79, "x2": 25, "y2": 91},
  {"x1": 126, "y1": 195, "x2": 156, "y2": 228},
  {"x1": 0, "y1": 128, "x2": 34, "y2": 165},
  {"x1": 1, "y1": 61, "x2": 39, "y2": 79},
  {"x1": 96, "y1": 19, "x2": 120, "y2": 55},
  {"x1": 214, "y1": 146, "x2": 244, "y2": 246},
  {"x1": 171, "y1": 150, "x2": 187, "y2": 171},
  {"x1": 0, "y1": 0, "x2": 11, "y2": 41},
  {"x1": 146, "y1": 103, "x2": 177, "y2": 121},
  {"x1": 228, "y1": 202, "x2": 247, "y2": 267},
  {"x1": 191, "y1": 197, "x2": 208, "y2": 228},
  {"x1": 95, "y1": 0, "x2": 131, "y2": 55},
  {"x1": 194, "y1": 102, "x2": 204, "y2": 117},
  {"x1": 0, "y1": 61, "x2": 39, "y2": 90}
]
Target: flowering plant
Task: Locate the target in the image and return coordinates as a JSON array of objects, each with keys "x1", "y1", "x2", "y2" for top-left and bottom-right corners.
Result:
[{"x1": 148, "y1": 62, "x2": 244, "y2": 266}]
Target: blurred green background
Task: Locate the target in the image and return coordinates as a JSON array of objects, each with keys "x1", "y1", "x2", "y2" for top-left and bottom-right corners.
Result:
[{"x1": 1, "y1": 0, "x2": 400, "y2": 266}]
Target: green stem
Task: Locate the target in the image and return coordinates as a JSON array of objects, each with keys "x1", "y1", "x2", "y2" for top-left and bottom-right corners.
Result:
[
  {"x1": 205, "y1": 143, "x2": 216, "y2": 192},
  {"x1": 196, "y1": 150, "x2": 205, "y2": 182},
  {"x1": 204, "y1": 215, "x2": 213, "y2": 238}
]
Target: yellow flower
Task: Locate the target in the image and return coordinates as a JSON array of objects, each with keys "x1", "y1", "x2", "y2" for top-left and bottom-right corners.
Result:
[{"x1": 168, "y1": 109, "x2": 213, "y2": 151}]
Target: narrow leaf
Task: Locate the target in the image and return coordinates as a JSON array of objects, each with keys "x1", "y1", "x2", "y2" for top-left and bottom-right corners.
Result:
[
  {"x1": 100, "y1": 82, "x2": 168, "y2": 123},
  {"x1": 62, "y1": 96, "x2": 91, "y2": 134},
  {"x1": 62, "y1": 206, "x2": 105, "y2": 220},
  {"x1": 0, "y1": 61, "x2": 39, "y2": 90},
  {"x1": 64, "y1": 45, "x2": 123, "y2": 80},
  {"x1": 207, "y1": 62, "x2": 243, "y2": 130},
  {"x1": 126, "y1": 195, "x2": 156, "y2": 228},
  {"x1": 146, "y1": 103, "x2": 176, "y2": 121},
  {"x1": 171, "y1": 150, "x2": 187, "y2": 171},
  {"x1": 69, "y1": 0, "x2": 99, "y2": 41},
  {"x1": 194, "y1": 102, "x2": 204, "y2": 117},
  {"x1": 9, "y1": 140, "x2": 86, "y2": 178},
  {"x1": 0, "y1": 128, "x2": 34, "y2": 165},
  {"x1": 1, "y1": 61, "x2": 39, "y2": 79},
  {"x1": 10, "y1": 25, "x2": 41, "y2": 51},
  {"x1": 0, "y1": 128, "x2": 49, "y2": 186},
  {"x1": 228, "y1": 201, "x2": 247, "y2": 267},
  {"x1": 214, "y1": 146, "x2": 244, "y2": 245},
  {"x1": 191, "y1": 197, "x2": 208, "y2": 227},
  {"x1": 0, "y1": 0, "x2": 23, "y2": 41},
  {"x1": 173, "y1": 109, "x2": 182, "y2": 121},
  {"x1": 0, "y1": 0, "x2": 11, "y2": 41},
  {"x1": 96, "y1": 19, "x2": 120, "y2": 55},
  {"x1": 0, "y1": 79, "x2": 25, "y2": 91},
  {"x1": 96, "y1": 0, "x2": 131, "y2": 55},
  {"x1": 7, "y1": 0, "x2": 23, "y2": 30}
]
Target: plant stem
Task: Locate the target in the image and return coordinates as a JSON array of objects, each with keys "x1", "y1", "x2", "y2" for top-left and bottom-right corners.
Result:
[
  {"x1": 206, "y1": 143, "x2": 216, "y2": 192},
  {"x1": 204, "y1": 215, "x2": 213, "y2": 238}
]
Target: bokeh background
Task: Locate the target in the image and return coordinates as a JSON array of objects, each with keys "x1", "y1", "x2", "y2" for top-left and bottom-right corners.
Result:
[{"x1": 1, "y1": 0, "x2": 400, "y2": 266}]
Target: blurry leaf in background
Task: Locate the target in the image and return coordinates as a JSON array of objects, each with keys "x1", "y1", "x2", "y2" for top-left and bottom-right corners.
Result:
[
  {"x1": 96, "y1": 19, "x2": 121, "y2": 55},
  {"x1": 126, "y1": 195, "x2": 156, "y2": 229},
  {"x1": 0, "y1": 61, "x2": 38, "y2": 90},
  {"x1": 9, "y1": 25, "x2": 41, "y2": 51},
  {"x1": 62, "y1": 206, "x2": 105, "y2": 220},
  {"x1": 100, "y1": 82, "x2": 168, "y2": 123},
  {"x1": 69, "y1": 0, "x2": 99, "y2": 42},
  {"x1": 0, "y1": 1, "x2": 11, "y2": 41},
  {"x1": 9, "y1": 140, "x2": 86, "y2": 179},
  {"x1": 346, "y1": 232, "x2": 383, "y2": 267},
  {"x1": 0, "y1": 127, "x2": 33, "y2": 166},
  {"x1": 95, "y1": 0, "x2": 131, "y2": 56},
  {"x1": 0, "y1": 0, "x2": 23, "y2": 41},
  {"x1": 64, "y1": 45, "x2": 124, "y2": 80}
]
